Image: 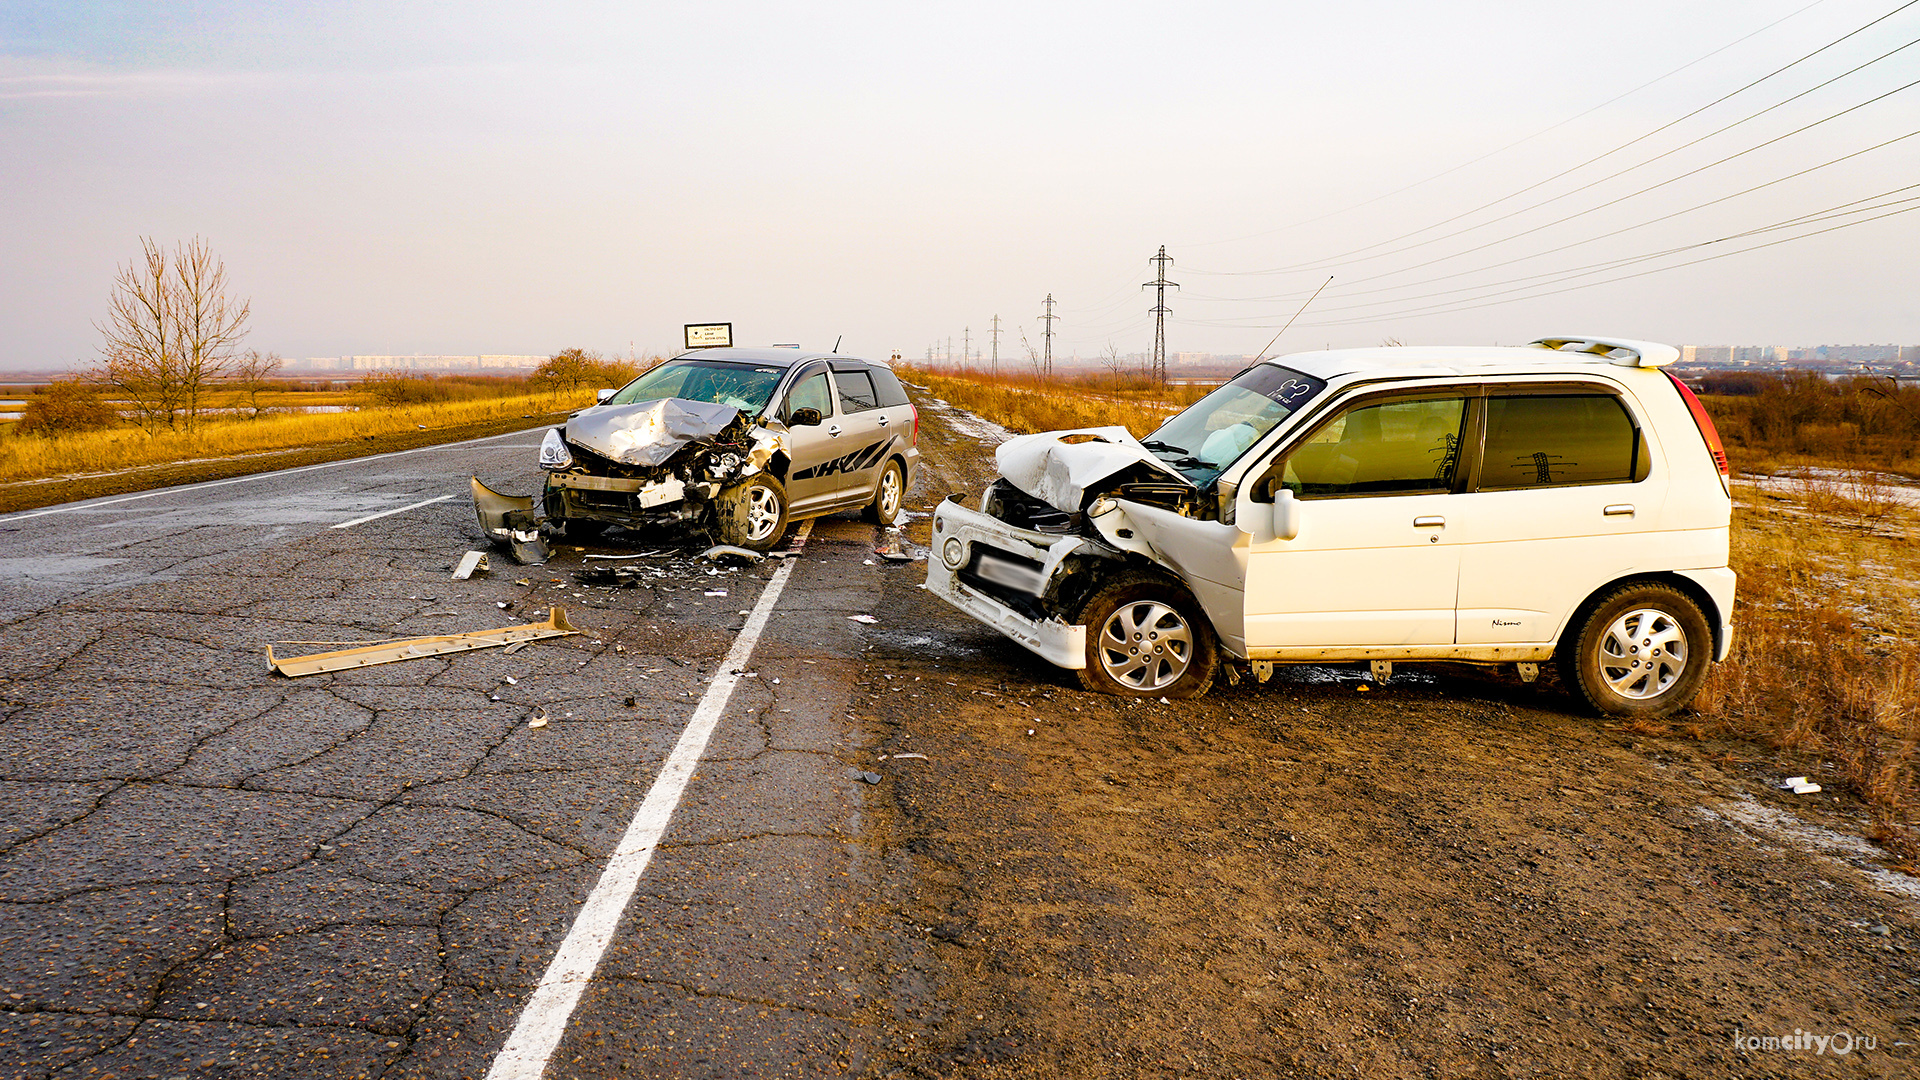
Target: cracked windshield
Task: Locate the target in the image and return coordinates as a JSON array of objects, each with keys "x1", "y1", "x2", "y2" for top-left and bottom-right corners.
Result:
[
  {"x1": 605, "y1": 359, "x2": 784, "y2": 413},
  {"x1": 1142, "y1": 364, "x2": 1326, "y2": 483}
]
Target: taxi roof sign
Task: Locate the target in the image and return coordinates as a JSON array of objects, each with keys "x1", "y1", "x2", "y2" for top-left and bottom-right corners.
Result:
[{"x1": 684, "y1": 323, "x2": 732, "y2": 350}]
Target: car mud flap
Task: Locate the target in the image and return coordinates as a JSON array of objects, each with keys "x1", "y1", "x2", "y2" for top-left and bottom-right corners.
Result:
[
  {"x1": 266, "y1": 606, "x2": 581, "y2": 677},
  {"x1": 471, "y1": 476, "x2": 551, "y2": 565}
]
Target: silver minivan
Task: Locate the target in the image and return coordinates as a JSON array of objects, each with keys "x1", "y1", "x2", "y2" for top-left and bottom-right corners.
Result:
[{"x1": 480, "y1": 348, "x2": 920, "y2": 554}]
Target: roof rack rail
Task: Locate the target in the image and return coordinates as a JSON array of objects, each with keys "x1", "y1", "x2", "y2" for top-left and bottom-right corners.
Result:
[{"x1": 1528, "y1": 336, "x2": 1679, "y2": 369}]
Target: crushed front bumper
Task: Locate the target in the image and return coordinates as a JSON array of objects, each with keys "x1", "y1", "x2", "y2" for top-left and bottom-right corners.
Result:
[
  {"x1": 925, "y1": 495, "x2": 1088, "y2": 670},
  {"x1": 543, "y1": 470, "x2": 714, "y2": 526}
]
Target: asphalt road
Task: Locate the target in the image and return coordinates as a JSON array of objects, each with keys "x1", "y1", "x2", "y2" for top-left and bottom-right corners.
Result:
[{"x1": 0, "y1": 426, "x2": 927, "y2": 1079}]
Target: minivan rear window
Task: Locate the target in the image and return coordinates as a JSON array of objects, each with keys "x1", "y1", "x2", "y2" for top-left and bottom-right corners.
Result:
[{"x1": 1480, "y1": 394, "x2": 1640, "y2": 489}]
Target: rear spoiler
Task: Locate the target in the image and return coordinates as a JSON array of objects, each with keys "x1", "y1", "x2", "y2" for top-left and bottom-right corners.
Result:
[{"x1": 1528, "y1": 336, "x2": 1679, "y2": 368}]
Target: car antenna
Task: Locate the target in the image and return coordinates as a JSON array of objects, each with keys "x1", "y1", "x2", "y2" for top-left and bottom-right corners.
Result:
[
  {"x1": 1251, "y1": 275, "x2": 1332, "y2": 365},
  {"x1": 832, "y1": 335, "x2": 842, "y2": 353}
]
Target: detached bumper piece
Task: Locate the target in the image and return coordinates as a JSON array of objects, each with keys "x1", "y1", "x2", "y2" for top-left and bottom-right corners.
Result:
[
  {"x1": 266, "y1": 606, "x2": 580, "y2": 677},
  {"x1": 471, "y1": 476, "x2": 550, "y2": 565}
]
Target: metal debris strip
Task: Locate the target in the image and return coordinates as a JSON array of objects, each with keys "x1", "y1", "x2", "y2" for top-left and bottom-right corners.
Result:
[
  {"x1": 452, "y1": 551, "x2": 489, "y2": 580},
  {"x1": 266, "y1": 607, "x2": 580, "y2": 677}
]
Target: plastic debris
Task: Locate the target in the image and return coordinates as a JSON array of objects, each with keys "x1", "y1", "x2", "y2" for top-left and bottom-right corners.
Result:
[
  {"x1": 504, "y1": 676, "x2": 518, "y2": 685},
  {"x1": 528, "y1": 708, "x2": 549, "y2": 730},
  {"x1": 452, "y1": 551, "x2": 489, "y2": 580},
  {"x1": 584, "y1": 551, "x2": 663, "y2": 560},
  {"x1": 848, "y1": 768, "x2": 882, "y2": 785},
  {"x1": 503, "y1": 641, "x2": 529, "y2": 655},
  {"x1": 705, "y1": 590, "x2": 727, "y2": 597},
  {"x1": 887, "y1": 752, "x2": 929, "y2": 761},
  {"x1": 848, "y1": 614, "x2": 880, "y2": 624},
  {"x1": 1785, "y1": 776, "x2": 1823, "y2": 795},
  {"x1": 702, "y1": 544, "x2": 764, "y2": 564}
]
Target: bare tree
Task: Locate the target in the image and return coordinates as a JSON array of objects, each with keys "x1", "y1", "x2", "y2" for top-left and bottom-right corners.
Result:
[
  {"x1": 92, "y1": 237, "x2": 250, "y2": 434},
  {"x1": 1099, "y1": 342, "x2": 1128, "y2": 391},
  {"x1": 232, "y1": 349, "x2": 284, "y2": 418}
]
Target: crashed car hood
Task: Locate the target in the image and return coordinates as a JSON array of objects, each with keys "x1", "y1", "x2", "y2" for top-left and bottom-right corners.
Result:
[
  {"x1": 565, "y1": 398, "x2": 743, "y2": 467},
  {"x1": 994, "y1": 426, "x2": 1191, "y2": 512}
]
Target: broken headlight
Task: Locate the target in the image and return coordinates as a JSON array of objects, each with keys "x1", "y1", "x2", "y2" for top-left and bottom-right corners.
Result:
[{"x1": 539, "y1": 428, "x2": 573, "y2": 470}]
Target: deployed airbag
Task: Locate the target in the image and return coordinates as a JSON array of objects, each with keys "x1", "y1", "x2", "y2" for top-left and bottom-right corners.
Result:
[
  {"x1": 567, "y1": 398, "x2": 743, "y2": 467},
  {"x1": 995, "y1": 427, "x2": 1190, "y2": 512}
]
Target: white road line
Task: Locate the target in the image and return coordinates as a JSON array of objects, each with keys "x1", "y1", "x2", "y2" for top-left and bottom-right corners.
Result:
[
  {"x1": 0, "y1": 425, "x2": 549, "y2": 524},
  {"x1": 485, "y1": 520, "x2": 814, "y2": 1080},
  {"x1": 328, "y1": 494, "x2": 456, "y2": 529}
]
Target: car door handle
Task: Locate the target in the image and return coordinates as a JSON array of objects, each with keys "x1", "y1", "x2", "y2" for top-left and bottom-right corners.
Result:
[
  {"x1": 1413, "y1": 516, "x2": 1445, "y2": 527},
  {"x1": 1603, "y1": 504, "x2": 1635, "y2": 517},
  {"x1": 828, "y1": 424, "x2": 842, "y2": 437},
  {"x1": 876, "y1": 414, "x2": 889, "y2": 426}
]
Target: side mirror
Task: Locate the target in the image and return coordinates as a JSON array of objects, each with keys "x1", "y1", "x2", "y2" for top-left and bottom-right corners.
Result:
[
  {"x1": 1272, "y1": 487, "x2": 1300, "y2": 541},
  {"x1": 595, "y1": 388, "x2": 616, "y2": 404},
  {"x1": 788, "y1": 406, "x2": 823, "y2": 427}
]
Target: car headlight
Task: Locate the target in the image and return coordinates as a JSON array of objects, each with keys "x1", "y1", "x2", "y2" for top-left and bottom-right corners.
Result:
[
  {"x1": 539, "y1": 428, "x2": 573, "y2": 470},
  {"x1": 942, "y1": 538, "x2": 965, "y2": 568}
]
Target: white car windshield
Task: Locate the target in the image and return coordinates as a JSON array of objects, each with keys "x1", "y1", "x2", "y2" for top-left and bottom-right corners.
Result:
[
  {"x1": 604, "y1": 360, "x2": 785, "y2": 414},
  {"x1": 1143, "y1": 365, "x2": 1325, "y2": 483}
]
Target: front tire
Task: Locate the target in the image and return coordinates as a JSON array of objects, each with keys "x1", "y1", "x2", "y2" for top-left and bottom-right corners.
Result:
[
  {"x1": 714, "y1": 473, "x2": 790, "y2": 552},
  {"x1": 1073, "y1": 574, "x2": 1217, "y2": 699},
  {"x1": 1561, "y1": 583, "x2": 1711, "y2": 719},
  {"x1": 863, "y1": 459, "x2": 905, "y2": 524}
]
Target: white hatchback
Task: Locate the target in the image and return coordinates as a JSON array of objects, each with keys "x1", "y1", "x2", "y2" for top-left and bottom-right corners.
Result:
[{"x1": 925, "y1": 336, "x2": 1735, "y2": 718}]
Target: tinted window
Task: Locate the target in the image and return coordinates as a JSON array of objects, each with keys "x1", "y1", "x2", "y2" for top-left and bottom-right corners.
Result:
[
  {"x1": 835, "y1": 369, "x2": 879, "y2": 412},
  {"x1": 786, "y1": 371, "x2": 832, "y2": 418},
  {"x1": 870, "y1": 367, "x2": 910, "y2": 407},
  {"x1": 1284, "y1": 396, "x2": 1466, "y2": 497},
  {"x1": 1481, "y1": 394, "x2": 1637, "y2": 490}
]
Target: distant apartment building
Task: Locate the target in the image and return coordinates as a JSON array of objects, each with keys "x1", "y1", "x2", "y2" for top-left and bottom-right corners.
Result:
[{"x1": 291, "y1": 355, "x2": 547, "y2": 373}]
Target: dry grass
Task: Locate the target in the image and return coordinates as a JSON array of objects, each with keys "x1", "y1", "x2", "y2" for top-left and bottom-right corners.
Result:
[
  {"x1": 900, "y1": 367, "x2": 1189, "y2": 437},
  {"x1": 0, "y1": 390, "x2": 591, "y2": 484},
  {"x1": 913, "y1": 368, "x2": 1920, "y2": 859},
  {"x1": 1695, "y1": 478, "x2": 1920, "y2": 857}
]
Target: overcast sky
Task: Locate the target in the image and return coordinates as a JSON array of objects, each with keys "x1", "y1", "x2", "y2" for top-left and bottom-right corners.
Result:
[{"x1": 2, "y1": 0, "x2": 1916, "y2": 370}]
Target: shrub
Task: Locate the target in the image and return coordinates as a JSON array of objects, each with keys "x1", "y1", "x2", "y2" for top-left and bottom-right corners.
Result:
[{"x1": 17, "y1": 379, "x2": 120, "y2": 437}]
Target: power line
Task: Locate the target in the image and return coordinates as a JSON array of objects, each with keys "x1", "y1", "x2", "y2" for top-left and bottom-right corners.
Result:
[
  {"x1": 1185, "y1": 0, "x2": 1920, "y2": 277},
  {"x1": 1176, "y1": 0, "x2": 1836, "y2": 253},
  {"x1": 1295, "y1": 200, "x2": 1920, "y2": 327}
]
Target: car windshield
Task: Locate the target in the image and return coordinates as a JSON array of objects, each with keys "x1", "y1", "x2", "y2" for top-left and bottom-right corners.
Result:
[
  {"x1": 604, "y1": 360, "x2": 786, "y2": 414},
  {"x1": 1143, "y1": 364, "x2": 1325, "y2": 483}
]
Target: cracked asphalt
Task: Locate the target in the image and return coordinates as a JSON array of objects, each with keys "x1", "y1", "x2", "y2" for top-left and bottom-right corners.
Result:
[{"x1": 0, "y1": 427, "x2": 925, "y2": 1079}]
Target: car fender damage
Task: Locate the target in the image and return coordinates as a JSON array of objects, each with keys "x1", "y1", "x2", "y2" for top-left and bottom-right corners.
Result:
[{"x1": 994, "y1": 426, "x2": 1189, "y2": 513}]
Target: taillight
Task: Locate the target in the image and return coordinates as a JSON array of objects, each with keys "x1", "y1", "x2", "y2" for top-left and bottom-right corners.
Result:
[
  {"x1": 909, "y1": 403, "x2": 920, "y2": 445},
  {"x1": 1663, "y1": 371, "x2": 1731, "y2": 492}
]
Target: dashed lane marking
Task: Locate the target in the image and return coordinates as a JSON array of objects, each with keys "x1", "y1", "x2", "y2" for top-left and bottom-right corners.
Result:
[
  {"x1": 485, "y1": 519, "x2": 815, "y2": 1080},
  {"x1": 329, "y1": 494, "x2": 457, "y2": 529}
]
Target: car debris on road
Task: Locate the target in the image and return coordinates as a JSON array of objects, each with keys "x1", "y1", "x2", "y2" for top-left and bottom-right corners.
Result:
[{"x1": 264, "y1": 606, "x2": 580, "y2": 676}]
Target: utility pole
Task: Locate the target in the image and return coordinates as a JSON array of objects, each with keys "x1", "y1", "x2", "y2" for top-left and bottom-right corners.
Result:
[
  {"x1": 1040, "y1": 294, "x2": 1056, "y2": 377},
  {"x1": 989, "y1": 315, "x2": 1001, "y2": 376},
  {"x1": 963, "y1": 327, "x2": 970, "y2": 372},
  {"x1": 1144, "y1": 246, "x2": 1177, "y2": 386}
]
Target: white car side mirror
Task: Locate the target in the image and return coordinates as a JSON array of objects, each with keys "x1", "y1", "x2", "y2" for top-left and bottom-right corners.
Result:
[
  {"x1": 595, "y1": 388, "x2": 616, "y2": 404},
  {"x1": 1272, "y1": 488, "x2": 1300, "y2": 541}
]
